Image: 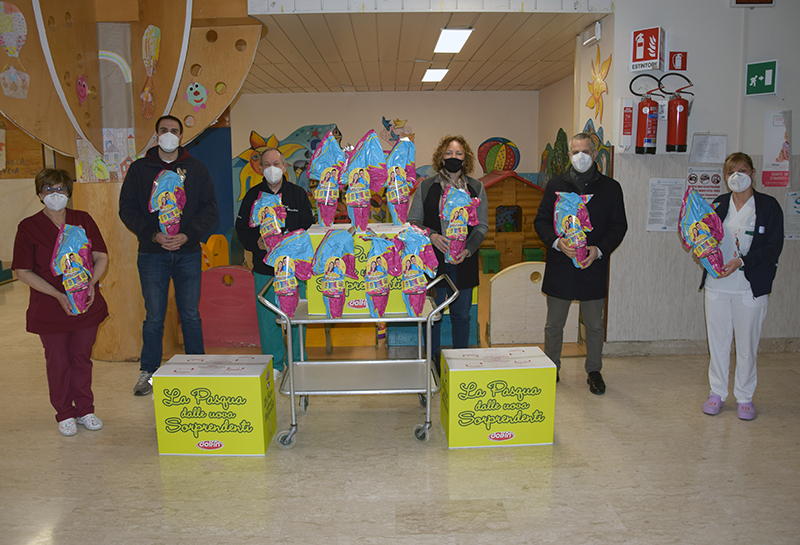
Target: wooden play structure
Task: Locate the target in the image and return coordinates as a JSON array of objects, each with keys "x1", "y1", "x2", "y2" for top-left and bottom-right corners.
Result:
[
  {"x1": 487, "y1": 261, "x2": 579, "y2": 346},
  {"x1": 0, "y1": 0, "x2": 265, "y2": 361},
  {"x1": 479, "y1": 170, "x2": 545, "y2": 270}
]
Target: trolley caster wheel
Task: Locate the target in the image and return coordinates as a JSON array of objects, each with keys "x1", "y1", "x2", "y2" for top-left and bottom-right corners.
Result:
[
  {"x1": 418, "y1": 393, "x2": 427, "y2": 409},
  {"x1": 298, "y1": 395, "x2": 309, "y2": 414},
  {"x1": 276, "y1": 430, "x2": 296, "y2": 449},
  {"x1": 413, "y1": 424, "x2": 430, "y2": 444}
]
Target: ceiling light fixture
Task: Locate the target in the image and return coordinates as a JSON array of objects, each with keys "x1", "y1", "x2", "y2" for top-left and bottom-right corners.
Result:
[
  {"x1": 434, "y1": 28, "x2": 473, "y2": 54},
  {"x1": 422, "y1": 69, "x2": 449, "y2": 83}
]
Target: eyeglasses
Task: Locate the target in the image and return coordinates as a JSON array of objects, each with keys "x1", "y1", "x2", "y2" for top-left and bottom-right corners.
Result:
[{"x1": 43, "y1": 186, "x2": 68, "y2": 194}]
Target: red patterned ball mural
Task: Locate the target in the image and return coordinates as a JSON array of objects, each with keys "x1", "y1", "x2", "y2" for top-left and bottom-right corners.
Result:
[{"x1": 478, "y1": 137, "x2": 520, "y2": 174}]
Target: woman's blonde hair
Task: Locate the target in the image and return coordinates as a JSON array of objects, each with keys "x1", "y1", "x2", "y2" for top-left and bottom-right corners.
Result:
[{"x1": 724, "y1": 152, "x2": 755, "y2": 176}]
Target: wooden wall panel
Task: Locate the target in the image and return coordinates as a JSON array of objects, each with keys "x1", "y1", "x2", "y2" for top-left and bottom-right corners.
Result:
[
  {"x1": 71, "y1": 182, "x2": 144, "y2": 361},
  {"x1": 36, "y1": 1, "x2": 103, "y2": 153},
  {"x1": 0, "y1": 117, "x2": 44, "y2": 179},
  {"x1": 0, "y1": 0, "x2": 76, "y2": 156},
  {"x1": 173, "y1": 24, "x2": 262, "y2": 145},
  {"x1": 130, "y1": 1, "x2": 190, "y2": 153}
]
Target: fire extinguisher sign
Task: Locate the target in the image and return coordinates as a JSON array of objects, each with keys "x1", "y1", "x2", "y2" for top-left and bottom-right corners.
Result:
[
  {"x1": 630, "y1": 27, "x2": 665, "y2": 72},
  {"x1": 669, "y1": 52, "x2": 688, "y2": 71}
]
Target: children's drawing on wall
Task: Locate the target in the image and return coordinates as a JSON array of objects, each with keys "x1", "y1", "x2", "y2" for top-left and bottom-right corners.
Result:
[
  {"x1": 102, "y1": 128, "x2": 137, "y2": 182},
  {"x1": 76, "y1": 75, "x2": 89, "y2": 105},
  {"x1": 184, "y1": 81, "x2": 208, "y2": 112},
  {"x1": 379, "y1": 117, "x2": 414, "y2": 147},
  {"x1": 0, "y1": 2, "x2": 30, "y2": 99},
  {"x1": 76, "y1": 133, "x2": 111, "y2": 183},
  {"x1": 586, "y1": 44, "x2": 611, "y2": 124},
  {"x1": 478, "y1": 137, "x2": 521, "y2": 174},
  {"x1": 581, "y1": 119, "x2": 612, "y2": 177},
  {"x1": 140, "y1": 25, "x2": 160, "y2": 119}
]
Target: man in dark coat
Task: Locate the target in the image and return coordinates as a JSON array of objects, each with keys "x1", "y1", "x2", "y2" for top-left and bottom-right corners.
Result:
[
  {"x1": 119, "y1": 115, "x2": 219, "y2": 396},
  {"x1": 534, "y1": 133, "x2": 627, "y2": 394},
  {"x1": 235, "y1": 148, "x2": 314, "y2": 379}
]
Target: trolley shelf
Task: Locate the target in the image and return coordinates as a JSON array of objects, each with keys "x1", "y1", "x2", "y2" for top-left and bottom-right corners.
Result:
[
  {"x1": 278, "y1": 361, "x2": 439, "y2": 397},
  {"x1": 258, "y1": 274, "x2": 457, "y2": 449}
]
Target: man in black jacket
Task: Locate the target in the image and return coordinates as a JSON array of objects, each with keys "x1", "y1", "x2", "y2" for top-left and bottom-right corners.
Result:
[
  {"x1": 534, "y1": 133, "x2": 627, "y2": 394},
  {"x1": 235, "y1": 148, "x2": 314, "y2": 379},
  {"x1": 119, "y1": 115, "x2": 219, "y2": 396}
]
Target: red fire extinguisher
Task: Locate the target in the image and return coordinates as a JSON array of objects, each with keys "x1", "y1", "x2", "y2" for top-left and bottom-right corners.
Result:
[
  {"x1": 630, "y1": 74, "x2": 662, "y2": 155},
  {"x1": 636, "y1": 94, "x2": 659, "y2": 155},
  {"x1": 660, "y1": 73, "x2": 694, "y2": 153}
]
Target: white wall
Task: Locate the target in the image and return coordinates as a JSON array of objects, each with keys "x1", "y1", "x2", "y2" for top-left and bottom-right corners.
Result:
[
  {"x1": 0, "y1": 179, "x2": 42, "y2": 263},
  {"x1": 538, "y1": 75, "x2": 574, "y2": 153},
  {"x1": 230, "y1": 90, "x2": 539, "y2": 174},
  {"x1": 605, "y1": 0, "x2": 800, "y2": 351}
]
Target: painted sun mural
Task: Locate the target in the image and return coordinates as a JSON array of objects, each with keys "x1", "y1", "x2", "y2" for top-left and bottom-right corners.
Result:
[{"x1": 586, "y1": 44, "x2": 611, "y2": 124}]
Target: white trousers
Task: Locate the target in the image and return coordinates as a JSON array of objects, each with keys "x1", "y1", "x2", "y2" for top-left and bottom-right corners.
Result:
[{"x1": 704, "y1": 289, "x2": 769, "y2": 404}]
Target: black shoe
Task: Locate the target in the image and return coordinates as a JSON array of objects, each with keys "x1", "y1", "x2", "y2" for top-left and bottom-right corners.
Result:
[
  {"x1": 587, "y1": 371, "x2": 605, "y2": 395},
  {"x1": 556, "y1": 371, "x2": 560, "y2": 383}
]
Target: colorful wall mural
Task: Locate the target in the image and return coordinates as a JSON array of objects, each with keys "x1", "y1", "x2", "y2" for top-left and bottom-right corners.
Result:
[
  {"x1": 230, "y1": 120, "x2": 552, "y2": 230},
  {"x1": 586, "y1": 44, "x2": 612, "y2": 124}
]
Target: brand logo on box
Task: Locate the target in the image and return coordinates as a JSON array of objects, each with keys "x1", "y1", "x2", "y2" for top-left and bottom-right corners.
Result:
[
  {"x1": 488, "y1": 431, "x2": 515, "y2": 442},
  {"x1": 347, "y1": 298, "x2": 367, "y2": 309},
  {"x1": 197, "y1": 440, "x2": 224, "y2": 450}
]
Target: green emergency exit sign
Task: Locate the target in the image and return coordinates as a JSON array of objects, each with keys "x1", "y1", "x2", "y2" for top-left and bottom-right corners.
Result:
[{"x1": 746, "y1": 60, "x2": 778, "y2": 96}]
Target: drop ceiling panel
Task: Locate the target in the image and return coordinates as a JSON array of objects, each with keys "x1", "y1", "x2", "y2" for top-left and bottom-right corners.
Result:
[{"x1": 242, "y1": 12, "x2": 605, "y2": 93}]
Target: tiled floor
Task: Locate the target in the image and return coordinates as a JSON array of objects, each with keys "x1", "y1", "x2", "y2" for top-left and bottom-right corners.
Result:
[{"x1": 1, "y1": 278, "x2": 799, "y2": 545}]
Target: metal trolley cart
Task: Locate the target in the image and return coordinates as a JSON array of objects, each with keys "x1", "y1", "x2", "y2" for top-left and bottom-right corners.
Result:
[{"x1": 257, "y1": 275, "x2": 457, "y2": 449}]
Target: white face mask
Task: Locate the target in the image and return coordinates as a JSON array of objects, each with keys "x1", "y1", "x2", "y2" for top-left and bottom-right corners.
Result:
[
  {"x1": 43, "y1": 192, "x2": 69, "y2": 211},
  {"x1": 158, "y1": 132, "x2": 180, "y2": 153},
  {"x1": 570, "y1": 151, "x2": 594, "y2": 173},
  {"x1": 263, "y1": 165, "x2": 284, "y2": 184},
  {"x1": 727, "y1": 171, "x2": 752, "y2": 193}
]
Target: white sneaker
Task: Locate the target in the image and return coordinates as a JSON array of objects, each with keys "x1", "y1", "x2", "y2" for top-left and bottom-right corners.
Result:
[
  {"x1": 58, "y1": 418, "x2": 77, "y2": 436},
  {"x1": 272, "y1": 368, "x2": 283, "y2": 384},
  {"x1": 77, "y1": 413, "x2": 103, "y2": 431}
]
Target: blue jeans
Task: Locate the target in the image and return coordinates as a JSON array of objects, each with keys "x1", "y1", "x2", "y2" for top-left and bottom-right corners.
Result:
[
  {"x1": 431, "y1": 264, "x2": 473, "y2": 359},
  {"x1": 137, "y1": 251, "x2": 204, "y2": 373},
  {"x1": 254, "y1": 272, "x2": 303, "y2": 372}
]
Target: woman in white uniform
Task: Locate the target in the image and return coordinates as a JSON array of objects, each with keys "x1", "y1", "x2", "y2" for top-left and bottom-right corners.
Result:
[{"x1": 700, "y1": 153, "x2": 783, "y2": 420}]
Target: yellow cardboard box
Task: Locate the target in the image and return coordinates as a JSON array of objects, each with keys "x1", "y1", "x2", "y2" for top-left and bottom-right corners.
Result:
[
  {"x1": 153, "y1": 355, "x2": 277, "y2": 456},
  {"x1": 440, "y1": 347, "x2": 556, "y2": 448},
  {"x1": 307, "y1": 223, "x2": 408, "y2": 315}
]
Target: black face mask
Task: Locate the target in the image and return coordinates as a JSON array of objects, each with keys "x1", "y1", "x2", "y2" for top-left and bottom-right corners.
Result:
[{"x1": 443, "y1": 157, "x2": 464, "y2": 173}]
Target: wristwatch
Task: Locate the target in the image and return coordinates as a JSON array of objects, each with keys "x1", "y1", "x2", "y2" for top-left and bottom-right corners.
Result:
[{"x1": 151, "y1": 232, "x2": 159, "y2": 243}]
